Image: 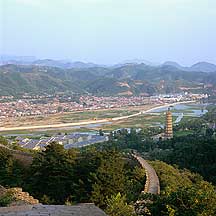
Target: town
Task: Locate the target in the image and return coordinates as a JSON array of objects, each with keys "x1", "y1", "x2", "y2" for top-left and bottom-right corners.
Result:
[{"x1": 0, "y1": 93, "x2": 207, "y2": 120}]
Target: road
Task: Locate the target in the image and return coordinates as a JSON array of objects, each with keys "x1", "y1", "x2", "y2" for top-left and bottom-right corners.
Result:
[
  {"x1": 0, "y1": 100, "x2": 195, "y2": 132},
  {"x1": 0, "y1": 204, "x2": 107, "y2": 216},
  {"x1": 112, "y1": 100, "x2": 194, "y2": 121}
]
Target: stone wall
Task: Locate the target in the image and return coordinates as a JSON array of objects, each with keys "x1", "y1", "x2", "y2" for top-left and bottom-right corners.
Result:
[
  {"x1": 0, "y1": 144, "x2": 33, "y2": 166},
  {"x1": 0, "y1": 185, "x2": 39, "y2": 206},
  {"x1": 12, "y1": 151, "x2": 33, "y2": 166}
]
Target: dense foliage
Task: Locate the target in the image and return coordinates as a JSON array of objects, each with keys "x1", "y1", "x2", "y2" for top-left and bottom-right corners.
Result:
[
  {"x1": 0, "y1": 142, "x2": 145, "y2": 211},
  {"x1": 0, "y1": 147, "x2": 25, "y2": 187},
  {"x1": 135, "y1": 161, "x2": 216, "y2": 216},
  {"x1": 105, "y1": 193, "x2": 135, "y2": 216},
  {"x1": 149, "y1": 135, "x2": 216, "y2": 184}
]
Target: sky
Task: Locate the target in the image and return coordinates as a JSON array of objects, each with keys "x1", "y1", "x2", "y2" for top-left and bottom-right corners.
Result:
[{"x1": 0, "y1": 0, "x2": 216, "y2": 65}]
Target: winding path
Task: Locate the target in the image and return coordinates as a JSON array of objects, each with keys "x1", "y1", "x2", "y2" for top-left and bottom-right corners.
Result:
[{"x1": 133, "y1": 153, "x2": 160, "y2": 195}]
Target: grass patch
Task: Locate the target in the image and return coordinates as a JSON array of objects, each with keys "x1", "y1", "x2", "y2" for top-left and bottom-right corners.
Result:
[
  {"x1": 0, "y1": 191, "x2": 14, "y2": 207},
  {"x1": 174, "y1": 130, "x2": 194, "y2": 137}
]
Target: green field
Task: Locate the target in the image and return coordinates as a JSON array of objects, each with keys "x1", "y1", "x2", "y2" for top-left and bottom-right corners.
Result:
[
  {"x1": 0, "y1": 112, "x2": 167, "y2": 137},
  {"x1": 60, "y1": 109, "x2": 138, "y2": 122}
]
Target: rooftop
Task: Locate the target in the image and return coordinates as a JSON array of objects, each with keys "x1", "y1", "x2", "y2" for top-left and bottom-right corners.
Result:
[{"x1": 0, "y1": 204, "x2": 107, "y2": 216}]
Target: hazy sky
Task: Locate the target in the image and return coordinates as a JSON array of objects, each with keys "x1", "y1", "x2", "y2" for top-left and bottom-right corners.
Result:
[{"x1": 1, "y1": 0, "x2": 216, "y2": 65}]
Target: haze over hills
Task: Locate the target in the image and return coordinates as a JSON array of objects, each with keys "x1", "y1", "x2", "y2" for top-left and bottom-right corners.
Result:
[
  {"x1": 163, "y1": 61, "x2": 185, "y2": 70},
  {"x1": 0, "y1": 56, "x2": 99, "y2": 69},
  {"x1": 1, "y1": 55, "x2": 216, "y2": 73},
  {"x1": 33, "y1": 59, "x2": 99, "y2": 69},
  {"x1": 190, "y1": 62, "x2": 216, "y2": 72},
  {"x1": 163, "y1": 61, "x2": 216, "y2": 73},
  {"x1": 115, "y1": 59, "x2": 160, "y2": 67},
  {"x1": 0, "y1": 55, "x2": 37, "y2": 63}
]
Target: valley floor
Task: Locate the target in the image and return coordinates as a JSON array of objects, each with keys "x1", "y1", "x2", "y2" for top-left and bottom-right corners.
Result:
[{"x1": 0, "y1": 101, "x2": 195, "y2": 133}]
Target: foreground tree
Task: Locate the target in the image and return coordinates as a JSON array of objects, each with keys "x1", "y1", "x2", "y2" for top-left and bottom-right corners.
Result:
[
  {"x1": 165, "y1": 182, "x2": 216, "y2": 216},
  {"x1": 148, "y1": 182, "x2": 216, "y2": 216},
  {"x1": 0, "y1": 147, "x2": 24, "y2": 187},
  {"x1": 91, "y1": 150, "x2": 126, "y2": 208},
  {"x1": 105, "y1": 193, "x2": 135, "y2": 216},
  {"x1": 0, "y1": 148, "x2": 13, "y2": 186},
  {"x1": 0, "y1": 136, "x2": 9, "y2": 146},
  {"x1": 26, "y1": 142, "x2": 77, "y2": 204}
]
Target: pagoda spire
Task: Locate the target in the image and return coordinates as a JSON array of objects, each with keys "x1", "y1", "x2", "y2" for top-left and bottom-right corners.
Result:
[{"x1": 165, "y1": 107, "x2": 173, "y2": 139}]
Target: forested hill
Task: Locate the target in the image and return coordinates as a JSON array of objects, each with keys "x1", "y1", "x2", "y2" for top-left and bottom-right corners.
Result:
[{"x1": 0, "y1": 63, "x2": 215, "y2": 96}]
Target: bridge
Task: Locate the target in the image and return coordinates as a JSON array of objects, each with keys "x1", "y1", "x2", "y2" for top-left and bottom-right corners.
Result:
[{"x1": 132, "y1": 153, "x2": 160, "y2": 195}]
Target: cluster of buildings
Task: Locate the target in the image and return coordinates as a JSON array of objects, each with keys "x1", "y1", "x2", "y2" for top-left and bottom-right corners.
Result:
[
  {"x1": 150, "y1": 93, "x2": 208, "y2": 103},
  {"x1": 0, "y1": 99, "x2": 81, "y2": 118},
  {"x1": 79, "y1": 96, "x2": 150, "y2": 109},
  {"x1": 0, "y1": 93, "x2": 208, "y2": 120},
  {"x1": 15, "y1": 133, "x2": 108, "y2": 150},
  {"x1": 0, "y1": 96, "x2": 150, "y2": 119}
]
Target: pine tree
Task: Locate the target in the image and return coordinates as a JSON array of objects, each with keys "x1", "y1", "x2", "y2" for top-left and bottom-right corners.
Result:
[
  {"x1": 91, "y1": 150, "x2": 126, "y2": 208},
  {"x1": 27, "y1": 142, "x2": 77, "y2": 204}
]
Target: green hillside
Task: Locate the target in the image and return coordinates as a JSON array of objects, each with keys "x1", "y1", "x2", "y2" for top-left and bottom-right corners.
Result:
[{"x1": 0, "y1": 63, "x2": 215, "y2": 96}]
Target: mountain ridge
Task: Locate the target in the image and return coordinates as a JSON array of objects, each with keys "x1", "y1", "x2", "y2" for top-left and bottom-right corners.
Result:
[
  {"x1": 1, "y1": 55, "x2": 216, "y2": 72},
  {"x1": 163, "y1": 61, "x2": 216, "y2": 73},
  {"x1": 0, "y1": 63, "x2": 215, "y2": 96}
]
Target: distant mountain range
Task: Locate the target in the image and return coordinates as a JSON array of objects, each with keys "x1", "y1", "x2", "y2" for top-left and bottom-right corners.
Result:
[
  {"x1": 190, "y1": 62, "x2": 216, "y2": 73},
  {"x1": 0, "y1": 55, "x2": 99, "y2": 69},
  {"x1": 0, "y1": 62, "x2": 215, "y2": 97},
  {"x1": 33, "y1": 59, "x2": 99, "y2": 69},
  {"x1": 1, "y1": 55, "x2": 216, "y2": 73},
  {"x1": 163, "y1": 61, "x2": 216, "y2": 73}
]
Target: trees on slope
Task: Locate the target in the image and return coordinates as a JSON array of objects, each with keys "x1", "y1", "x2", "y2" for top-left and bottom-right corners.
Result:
[
  {"x1": 90, "y1": 150, "x2": 126, "y2": 208},
  {"x1": 0, "y1": 146, "x2": 25, "y2": 187},
  {"x1": 26, "y1": 142, "x2": 78, "y2": 204},
  {"x1": 24, "y1": 143, "x2": 145, "y2": 207},
  {"x1": 135, "y1": 161, "x2": 216, "y2": 216}
]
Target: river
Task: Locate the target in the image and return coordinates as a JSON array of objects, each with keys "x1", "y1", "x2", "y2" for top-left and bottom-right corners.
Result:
[{"x1": 150, "y1": 103, "x2": 208, "y2": 125}]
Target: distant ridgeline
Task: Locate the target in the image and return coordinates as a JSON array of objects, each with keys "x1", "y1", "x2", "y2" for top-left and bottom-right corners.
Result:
[{"x1": 0, "y1": 63, "x2": 216, "y2": 96}]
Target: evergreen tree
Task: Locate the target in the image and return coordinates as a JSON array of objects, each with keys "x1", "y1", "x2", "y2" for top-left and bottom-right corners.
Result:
[
  {"x1": 72, "y1": 147, "x2": 101, "y2": 202},
  {"x1": 0, "y1": 147, "x2": 13, "y2": 186},
  {"x1": 27, "y1": 142, "x2": 77, "y2": 204},
  {"x1": 91, "y1": 150, "x2": 126, "y2": 208},
  {"x1": 0, "y1": 147, "x2": 25, "y2": 187}
]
